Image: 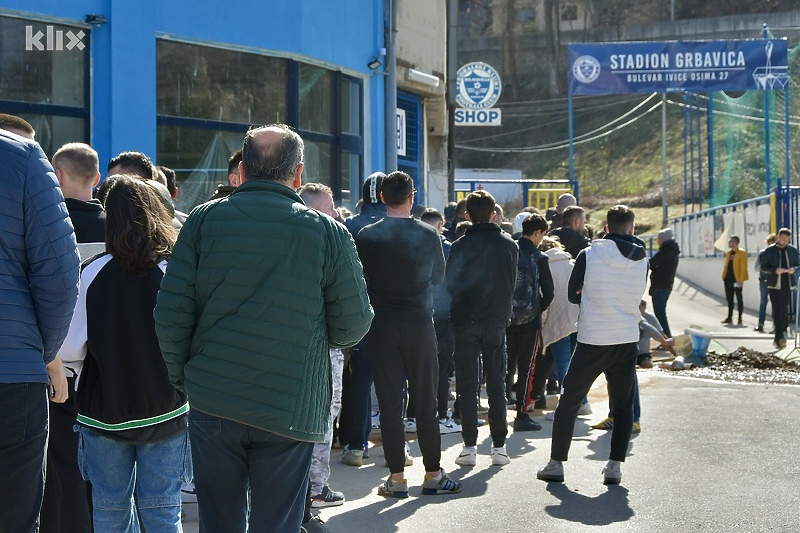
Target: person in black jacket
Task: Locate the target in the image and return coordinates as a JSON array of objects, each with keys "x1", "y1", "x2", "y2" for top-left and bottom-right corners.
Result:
[
  {"x1": 339, "y1": 172, "x2": 387, "y2": 467},
  {"x1": 43, "y1": 142, "x2": 104, "y2": 532},
  {"x1": 548, "y1": 205, "x2": 590, "y2": 259},
  {"x1": 357, "y1": 172, "x2": 460, "y2": 498},
  {"x1": 759, "y1": 228, "x2": 800, "y2": 348},
  {"x1": 53, "y1": 143, "x2": 106, "y2": 243},
  {"x1": 420, "y1": 208, "x2": 460, "y2": 433},
  {"x1": 65, "y1": 176, "x2": 189, "y2": 532},
  {"x1": 446, "y1": 190, "x2": 518, "y2": 467},
  {"x1": 649, "y1": 227, "x2": 680, "y2": 338},
  {"x1": 507, "y1": 214, "x2": 554, "y2": 433}
]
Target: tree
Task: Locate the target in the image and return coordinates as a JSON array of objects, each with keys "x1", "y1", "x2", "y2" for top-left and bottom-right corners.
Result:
[{"x1": 544, "y1": 0, "x2": 561, "y2": 97}]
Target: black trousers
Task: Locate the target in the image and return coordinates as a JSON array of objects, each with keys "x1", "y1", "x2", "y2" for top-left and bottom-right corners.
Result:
[
  {"x1": 551, "y1": 342, "x2": 637, "y2": 462},
  {"x1": 724, "y1": 278, "x2": 743, "y2": 319},
  {"x1": 368, "y1": 311, "x2": 441, "y2": 474},
  {"x1": 0, "y1": 383, "x2": 48, "y2": 533},
  {"x1": 40, "y1": 376, "x2": 93, "y2": 532},
  {"x1": 434, "y1": 319, "x2": 455, "y2": 420},
  {"x1": 506, "y1": 322, "x2": 541, "y2": 413},
  {"x1": 770, "y1": 286, "x2": 792, "y2": 343},
  {"x1": 453, "y1": 323, "x2": 508, "y2": 448}
]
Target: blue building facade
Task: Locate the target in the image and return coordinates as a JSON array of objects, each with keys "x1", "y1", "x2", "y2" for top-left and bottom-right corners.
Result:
[{"x1": 1, "y1": 1, "x2": 388, "y2": 210}]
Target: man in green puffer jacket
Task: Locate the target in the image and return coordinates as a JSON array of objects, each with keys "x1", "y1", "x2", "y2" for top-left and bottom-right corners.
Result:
[{"x1": 154, "y1": 124, "x2": 373, "y2": 533}]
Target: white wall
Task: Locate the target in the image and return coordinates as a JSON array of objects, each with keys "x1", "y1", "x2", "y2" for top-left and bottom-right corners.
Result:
[{"x1": 676, "y1": 255, "x2": 761, "y2": 313}]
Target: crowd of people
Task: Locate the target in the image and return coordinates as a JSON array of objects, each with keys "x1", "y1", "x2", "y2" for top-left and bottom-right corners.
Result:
[{"x1": 3, "y1": 112, "x2": 799, "y2": 533}]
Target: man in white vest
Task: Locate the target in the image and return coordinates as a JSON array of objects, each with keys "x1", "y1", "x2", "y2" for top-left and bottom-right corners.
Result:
[{"x1": 537, "y1": 205, "x2": 647, "y2": 486}]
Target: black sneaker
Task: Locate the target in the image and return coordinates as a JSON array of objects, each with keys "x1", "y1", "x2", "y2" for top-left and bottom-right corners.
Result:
[
  {"x1": 302, "y1": 515, "x2": 332, "y2": 533},
  {"x1": 754, "y1": 326, "x2": 764, "y2": 332},
  {"x1": 533, "y1": 397, "x2": 547, "y2": 410},
  {"x1": 721, "y1": 317, "x2": 732, "y2": 324},
  {"x1": 311, "y1": 485, "x2": 345, "y2": 508},
  {"x1": 514, "y1": 414, "x2": 542, "y2": 432}
]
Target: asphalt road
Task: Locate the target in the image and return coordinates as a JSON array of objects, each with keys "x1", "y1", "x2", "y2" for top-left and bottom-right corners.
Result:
[{"x1": 180, "y1": 277, "x2": 800, "y2": 532}]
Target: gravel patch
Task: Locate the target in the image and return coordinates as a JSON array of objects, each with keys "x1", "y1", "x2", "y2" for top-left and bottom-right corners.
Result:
[{"x1": 659, "y1": 347, "x2": 800, "y2": 385}]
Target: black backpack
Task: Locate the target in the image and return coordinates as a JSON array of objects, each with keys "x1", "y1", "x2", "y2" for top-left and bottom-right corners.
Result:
[{"x1": 510, "y1": 248, "x2": 541, "y2": 326}]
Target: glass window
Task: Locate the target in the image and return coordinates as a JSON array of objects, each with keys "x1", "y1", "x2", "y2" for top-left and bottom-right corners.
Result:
[
  {"x1": 298, "y1": 64, "x2": 333, "y2": 134},
  {"x1": 157, "y1": 125, "x2": 243, "y2": 212},
  {"x1": 303, "y1": 140, "x2": 333, "y2": 186},
  {"x1": 561, "y1": 5, "x2": 578, "y2": 21},
  {"x1": 18, "y1": 114, "x2": 86, "y2": 157},
  {"x1": 157, "y1": 40, "x2": 287, "y2": 125},
  {"x1": 156, "y1": 40, "x2": 363, "y2": 213},
  {"x1": 0, "y1": 17, "x2": 87, "y2": 107},
  {"x1": 341, "y1": 78, "x2": 361, "y2": 136},
  {"x1": 341, "y1": 152, "x2": 360, "y2": 208}
]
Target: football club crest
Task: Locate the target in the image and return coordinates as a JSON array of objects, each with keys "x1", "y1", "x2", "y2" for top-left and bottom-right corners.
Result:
[
  {"x1": 457, "y1": 62, "x2": 502, "y2": 110},
  {"x1": 572, "y1": 55, "x2": 601, "y2": 84}
]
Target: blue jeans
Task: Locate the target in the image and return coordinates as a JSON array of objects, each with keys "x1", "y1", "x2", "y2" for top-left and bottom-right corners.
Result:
[
  {"x1": 650, "y1": 288, "x2": 673, "y2": 338},
  {"x1": 189, "y1": 409, "x2": 313, "y2": 533},
  {"x1": 78, "y1": 427, "x2": 190, "y2": 533},
  {"x1": 0, "y1": 382, "x2": 48, "y2": 532},
  {"x1": 606, "y1": 372, "x2": 641, "y2": 422},
  {"x1": 550, "y1": 335, "x2": 574, "y2": 387},
  {"x1": 758, "y1": 280, "x2": 769, "y2": 327}
]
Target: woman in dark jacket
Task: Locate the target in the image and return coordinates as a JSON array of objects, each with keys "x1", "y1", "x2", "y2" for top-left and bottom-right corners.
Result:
[
  {"x1": 649, "y1": 228, "x2": 680, "y2": 337},
  {"x1": 65, "y1": 176, "x2": 189, "y2": 532}
]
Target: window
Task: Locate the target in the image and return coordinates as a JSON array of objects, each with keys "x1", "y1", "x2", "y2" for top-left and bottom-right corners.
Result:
[
  {"x1": 517, "y1": 8, "x2": 536, "y2": 23},
  {"x1": 561, "y1": 5, "x2": 578, "y2": 21},
  {"x1": 156, "y1": 39, "x2": 363, "y2": 212},
  {"x1": 0, "y1": 15, "x2": 89, "y2": 155}
]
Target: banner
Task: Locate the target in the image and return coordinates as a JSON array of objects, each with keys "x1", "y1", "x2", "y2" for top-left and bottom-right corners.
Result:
[{"x1": 569, "y1": 39, "x2": 789, "y2": 95}]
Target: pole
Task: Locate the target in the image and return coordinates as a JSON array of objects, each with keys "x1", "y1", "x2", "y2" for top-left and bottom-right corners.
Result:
[
  {"x1": 384, "y1": 0, "x2": 398, "y2": 173},
  {"x1": 446, "y1": 0, "x2": 457, "y2": 201},
  {"x1": 785, "y1": 84, "x2": 791, "y2": 188},
  {"x1": 707, "y1": 92, "x2": 715, "y2": 206},
  {"x1": 689, "y1": 93, "x2": 695, "y2": 211},
  {"x1": 683, "y1": 92, "x2": 688, "y2": 215},
  {"x1": 764, "y1": 23, "x2": 771, "y2": 194},
  {"x1": 568, "y1": 92, "x2": 574, "y2": 182},
  {"x1": 697, "y1": 93, "x2": 703, "y2": 206},
  {"x1": 661, "y1": 93, "x2": 668, "y2": 228}
]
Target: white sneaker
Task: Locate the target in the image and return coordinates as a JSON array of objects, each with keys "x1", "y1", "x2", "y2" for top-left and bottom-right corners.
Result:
[
  {"x1": 404, "y1": 418, "x2": 417, "y2": 433},
  {"x1": 603, "y1": 460, "x2": 622, "y2": 485},
  {"x1": 537, "y1": 459, "x2": 564, "y2": 482},
  {"x1": 439, "y1": 417, "x2": 462, "y2": 434},
  {"x1": 544, "y1": 411, "x2": 555, "y2": 421},
  {"x1": 578, "y1": 402, "x2": 593, "y2": 416},
  {"x1": 384, "y1": 442, "x2": 414, "y2": 467},
  {"x1": 371, "y1": 413, "x2": 381, "y2": 429},
  {"x1": 455, "y1": 446, "x2": 477, "y2": 466},
  {"x1": 491, "y1": 446, "x2": 510, "y2": 466}
]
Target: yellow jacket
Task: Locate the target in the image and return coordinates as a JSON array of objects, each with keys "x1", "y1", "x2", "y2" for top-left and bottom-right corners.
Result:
[{"x1": 721, "y1": 248, "x2": 749, "y2": 283}]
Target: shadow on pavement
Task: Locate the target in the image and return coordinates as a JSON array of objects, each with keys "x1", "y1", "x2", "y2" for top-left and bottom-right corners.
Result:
[{"x1": 544, "y1": 483, "x2": 634, "y2": 525}]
